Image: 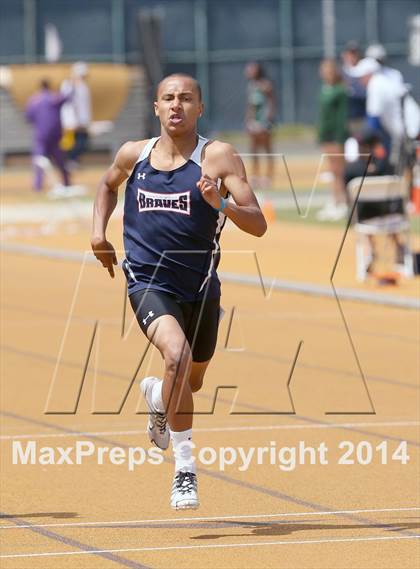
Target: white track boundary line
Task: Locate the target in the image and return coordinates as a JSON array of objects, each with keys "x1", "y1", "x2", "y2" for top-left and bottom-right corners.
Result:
[
  {"x1": 1, "y1": 534, "x2": 419, "y2": 559},
  {"x1": 1, "y1": 506, "x2": 419, "y2": 531},
  {"x1": 2, "y1": 242, "x2": 419, "y2": 309},
  {"x1": 1, "y1": 420, "x2": 419, "y2": 441}
]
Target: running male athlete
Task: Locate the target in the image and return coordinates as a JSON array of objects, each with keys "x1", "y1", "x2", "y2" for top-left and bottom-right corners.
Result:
[{"x1": 91, "y1": 74, "x2": 267, "y2": 510}]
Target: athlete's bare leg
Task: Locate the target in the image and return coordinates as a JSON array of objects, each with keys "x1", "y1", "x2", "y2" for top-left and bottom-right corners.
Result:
[
  {"x1": 147, "y1": 315, "x2": 193, "y2": 432},
  {"x1": 189, "y1": 360, "x2": 211, "y2": 393},
  {"x1": 322, "y1": 142, "x2": 347, "y2": 204}
]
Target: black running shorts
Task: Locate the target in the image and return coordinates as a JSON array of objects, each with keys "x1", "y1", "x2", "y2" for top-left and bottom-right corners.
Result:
[{"x1": 129, "y1": 289, "x2": 221, "y2": 362}]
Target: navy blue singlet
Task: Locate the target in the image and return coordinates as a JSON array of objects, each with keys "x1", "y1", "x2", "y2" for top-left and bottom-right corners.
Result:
[{"x1": 122, "y1": 135, "x2": 227, "y2": 302}]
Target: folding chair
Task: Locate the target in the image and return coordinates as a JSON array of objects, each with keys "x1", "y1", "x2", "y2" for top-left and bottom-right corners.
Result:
[{"x1": 347, "y1": 175, "x2": 414, "y2": 281}]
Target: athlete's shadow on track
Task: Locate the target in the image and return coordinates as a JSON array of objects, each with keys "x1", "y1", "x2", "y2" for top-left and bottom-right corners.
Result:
[{"x1": 191, "y1": 519, "x2": 420, "y2": 540}]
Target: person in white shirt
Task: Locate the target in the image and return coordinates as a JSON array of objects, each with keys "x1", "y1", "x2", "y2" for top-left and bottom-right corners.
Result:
[
  {"x1": 365, "y1": 44, "x2": 404, "y2": 87},
  {"x1": 363, "y1": 47, "x2": 420, "y2": 141},
  {"x1": 351, "y1": 57, "x2": 405, "y2": 167},
  {"x1": 61, "y1": 61, "x2": 92, "y2": 165}
]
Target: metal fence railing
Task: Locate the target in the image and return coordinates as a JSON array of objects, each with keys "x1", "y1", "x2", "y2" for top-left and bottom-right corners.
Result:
[{"x1": 0, "y1": 0, "x2": 418, "y2": 128}]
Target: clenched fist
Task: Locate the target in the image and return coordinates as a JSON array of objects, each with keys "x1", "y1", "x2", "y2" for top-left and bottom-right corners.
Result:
[{"x1": 196, "y1": 174, "x2": 222, "y2": 210}]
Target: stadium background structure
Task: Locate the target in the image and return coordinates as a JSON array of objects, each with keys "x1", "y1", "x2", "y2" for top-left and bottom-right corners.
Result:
[{"x1": 1, "y1": 0, "x2": 419, "y2": 131}]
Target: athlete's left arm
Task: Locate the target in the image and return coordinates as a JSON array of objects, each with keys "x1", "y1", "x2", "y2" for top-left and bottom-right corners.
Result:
[{"x1": 198, "y1": 143, "x2": 267, "y2": 237}]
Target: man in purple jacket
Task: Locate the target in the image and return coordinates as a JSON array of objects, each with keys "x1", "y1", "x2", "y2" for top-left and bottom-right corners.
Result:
[{"x1": 25, "y1": 79, "x2": 71, "y2": 191}]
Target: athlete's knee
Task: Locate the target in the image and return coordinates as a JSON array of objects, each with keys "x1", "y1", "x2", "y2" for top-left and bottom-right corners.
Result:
[{"x1": 163, "y1": 342, "x2": 192, "y2": 378}]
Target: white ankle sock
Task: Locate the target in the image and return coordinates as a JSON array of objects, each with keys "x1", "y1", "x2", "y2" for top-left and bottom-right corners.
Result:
[
  {"x1": 170, "y1": 428, "x2": 195, "y2": 473},
  {"x1": 151, "y1": 380, "x2": 164, "y2": 413}
]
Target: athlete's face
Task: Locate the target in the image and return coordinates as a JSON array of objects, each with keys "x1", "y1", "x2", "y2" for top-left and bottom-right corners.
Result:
[{"x1": 154, "y1": 77, "x2": 203, "y2": 133}]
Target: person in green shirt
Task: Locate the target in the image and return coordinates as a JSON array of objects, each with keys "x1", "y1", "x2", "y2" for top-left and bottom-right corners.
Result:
[{"x1": 317, "y1": 59, "x2": 349, "y2": 221}]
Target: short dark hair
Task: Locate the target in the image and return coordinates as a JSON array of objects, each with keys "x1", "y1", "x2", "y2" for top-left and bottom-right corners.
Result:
[
  {"x1": 343, "y1": 40, "x2": 361, "y2": 55},
  {"x1": 356, "y1": 127, "x2": 383, "y2": 146},
  {"x1": 253, "y1": 62, "x2": 266, "y2": 80},
  {"x1": 40, "y1": 79, "x2": 51, "y2": 90},
  {"x1": 156, "y1": 74, "x2": 202, "y2": 101}
]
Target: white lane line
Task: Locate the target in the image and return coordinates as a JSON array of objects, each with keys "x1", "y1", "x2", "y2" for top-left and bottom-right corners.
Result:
[
  {"x1": 1, "y1": 534, "x2": 419, "y2": 559},
  {"x1": 1, "y1": 506, "x2": 419, "y2": 530},
  {"x1": 2, "y1": 242, "x2": 419, "y2": 309},
  {"x1": 1, "y1": 420, "x2": 419, "y2": 440}
]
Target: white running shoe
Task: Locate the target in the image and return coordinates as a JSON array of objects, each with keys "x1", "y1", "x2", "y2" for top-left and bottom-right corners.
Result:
[
  {"x1": 316, "y1": 201, "x2": 348, "y2": 221},
  {"x1": 315, "y1": 200, "x2": 336, "y2": 221},
  {"x1": 328, "y1": 202, "x2": 348, "y2": 221},
  {"x1": 171, "y1": 471, "x2": 199, "y2": 510},
  {"x1": 140, "y1": 376, "x2": 169, "y2": 450}
]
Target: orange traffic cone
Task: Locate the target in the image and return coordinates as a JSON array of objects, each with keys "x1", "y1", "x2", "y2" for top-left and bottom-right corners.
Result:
[
  {"x1": 411, "y1": 147, "x2": 420, "y2": 214},
  {"x1": 412, "y1": 186, "x2": 420, "y2": 214},
  {"x1": 261, "y1": 199, "x2": 276, "y2": 223}
]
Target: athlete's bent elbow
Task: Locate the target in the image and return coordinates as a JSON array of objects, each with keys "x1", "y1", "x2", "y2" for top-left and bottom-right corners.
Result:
[{"x1": 254, "y1": 216, "x2": 267, "y2": 237}]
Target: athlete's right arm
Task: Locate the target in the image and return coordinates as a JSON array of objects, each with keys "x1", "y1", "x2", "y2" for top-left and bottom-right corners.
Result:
[{"x1": 90, "y1": 140, "x2": 143, "y2": 278}]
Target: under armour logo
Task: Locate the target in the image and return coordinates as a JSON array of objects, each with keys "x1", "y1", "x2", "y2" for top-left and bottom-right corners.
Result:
[
  {"x1": 137, "y1": 172, "x2": 146, "y2": 180},
  {"x1": 142, "y1": 310, "x2": 154, "y2": 326}
]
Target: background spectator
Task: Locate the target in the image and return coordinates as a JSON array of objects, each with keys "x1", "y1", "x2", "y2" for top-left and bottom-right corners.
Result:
[
  {"x1": 350, "y1": 57, "x2": 405, "y2": 169},
  {"x1": 344, "y1": 127, "x2": 394, "y2": 187},
  {"x1": 317, "y1": 59, "x2": 349, "y2": 221},
  {"x1": 61, "y1": 61, "x2": 92, "y2": 167},
  {"x1": 365, "y1": 44, "x2": 404, "y2": 86},
  {"x1": 244, "y1": 62, "x2": 276, "y2": 188},
  {"x1": 25, "y1": 79, "x2": 71, "y2": 191},
  {"x1": 341, "y1": 41, "x2": 366, "y2": 137}
]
